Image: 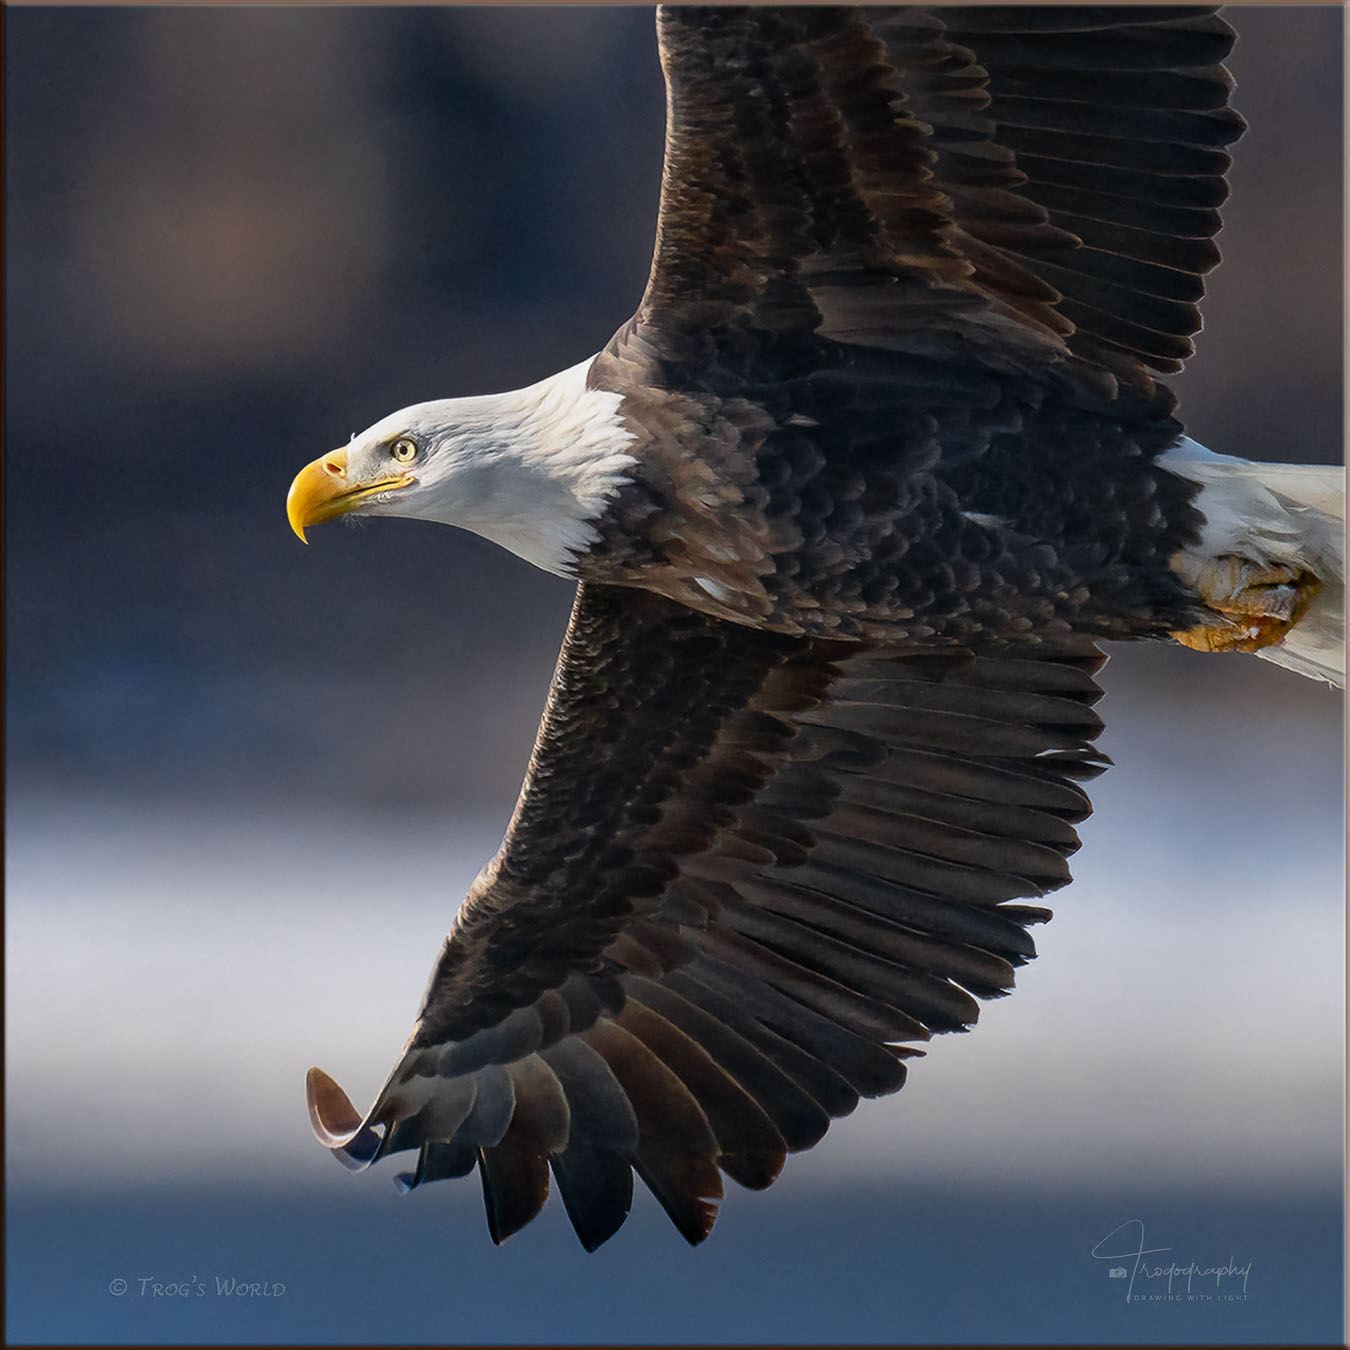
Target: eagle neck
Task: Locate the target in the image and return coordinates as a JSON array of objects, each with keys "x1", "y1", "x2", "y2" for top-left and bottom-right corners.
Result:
[{"x1": 417, "y1": 357, "x2": 640, "y2": 577}]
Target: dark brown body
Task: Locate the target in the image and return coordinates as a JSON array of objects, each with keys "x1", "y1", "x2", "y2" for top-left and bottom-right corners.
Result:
[{"x1": 583, "y1": 337, "x2": 1206, "y2": 644}]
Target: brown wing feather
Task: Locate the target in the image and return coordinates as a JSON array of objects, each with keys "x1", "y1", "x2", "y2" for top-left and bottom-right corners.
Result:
[
  {"x1": 308, "y1": 583, "x2": 1108, "y2": 1247},
  {"x1": 624, "y1": 5, "x2": 1242, "y2": 397}
]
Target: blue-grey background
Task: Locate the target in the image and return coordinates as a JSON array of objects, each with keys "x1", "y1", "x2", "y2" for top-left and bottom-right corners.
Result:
[{"x1": 5, "y1": 7, "x2": 1344, "y2": 1345}]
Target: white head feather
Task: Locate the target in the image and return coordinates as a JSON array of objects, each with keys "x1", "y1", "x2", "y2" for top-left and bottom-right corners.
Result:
[{"x1": 346, "y1": 357, "x2": 637, "y2": 575}]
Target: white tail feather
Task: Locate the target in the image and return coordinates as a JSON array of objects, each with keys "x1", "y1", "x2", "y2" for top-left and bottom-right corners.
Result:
[{"x1": 1160, "y1": 438, "x2": 1345, "y2": 688}]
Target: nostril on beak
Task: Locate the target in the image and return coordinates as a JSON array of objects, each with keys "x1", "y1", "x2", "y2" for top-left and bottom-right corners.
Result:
[{"x1": 324, "y1": 458, "x2": 344, "y2": 476}]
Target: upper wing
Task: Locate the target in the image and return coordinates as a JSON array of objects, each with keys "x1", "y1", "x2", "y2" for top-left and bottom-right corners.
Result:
[
  {"x1": 308, "y1": 583, "x2": 1108, "y2": 1248},
  {"x1": 627, "y1": 5, "x2": 1243, "y2": 396}
]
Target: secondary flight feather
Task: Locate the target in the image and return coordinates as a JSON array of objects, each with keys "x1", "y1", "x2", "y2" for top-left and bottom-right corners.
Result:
[{"x1": 286, "y1": 6, "x2": 1344, "y2": 1249}]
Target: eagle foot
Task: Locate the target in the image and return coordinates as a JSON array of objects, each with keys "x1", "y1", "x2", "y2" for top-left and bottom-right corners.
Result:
[{"x1": 1169, "y1": 553, "x2": 1321, "y2": 655}]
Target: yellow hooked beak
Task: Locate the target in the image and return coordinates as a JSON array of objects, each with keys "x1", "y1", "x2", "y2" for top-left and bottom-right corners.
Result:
[{"x1": 286, "y1": 448, "x2": 414, "y2": 543}]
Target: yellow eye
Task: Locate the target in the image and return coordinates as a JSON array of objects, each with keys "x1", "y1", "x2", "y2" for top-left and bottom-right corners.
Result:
[{"x1": 390, "y1": 437, "x2": 418, "y2": 465}]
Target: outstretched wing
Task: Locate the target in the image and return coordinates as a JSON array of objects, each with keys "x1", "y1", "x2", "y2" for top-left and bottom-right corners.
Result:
[
  {"x1": 309, "y1": 583, "x2": 1108, "y2": 1248},
  {"x1": 625, "y1": 5, "x2": 1243, "y2": 397}
]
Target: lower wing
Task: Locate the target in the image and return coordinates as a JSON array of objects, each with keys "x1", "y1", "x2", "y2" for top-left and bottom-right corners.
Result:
[{"x1": 308, "y1": 582, "x2": 1108, "y2": 1248}]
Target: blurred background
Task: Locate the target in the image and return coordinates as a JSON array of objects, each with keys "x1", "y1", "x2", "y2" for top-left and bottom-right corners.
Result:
[{"x1": 5, "y1": 7, "x2": 1344, "y2": 1344}]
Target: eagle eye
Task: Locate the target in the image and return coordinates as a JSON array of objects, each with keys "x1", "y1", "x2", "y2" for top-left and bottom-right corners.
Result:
[{"x1": 390, "y1": 437, "x2": 419, "y2": 465}]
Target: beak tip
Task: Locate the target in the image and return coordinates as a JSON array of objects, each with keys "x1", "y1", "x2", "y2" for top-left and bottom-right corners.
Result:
[{"x1": 286, "y1": 447, "x2": 353, "y2": 543}]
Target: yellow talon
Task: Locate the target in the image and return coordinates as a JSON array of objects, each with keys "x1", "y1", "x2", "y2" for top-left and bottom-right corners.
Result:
[{"x1": 1170, "y1": 551, "x2": 1321, "y2": 654}]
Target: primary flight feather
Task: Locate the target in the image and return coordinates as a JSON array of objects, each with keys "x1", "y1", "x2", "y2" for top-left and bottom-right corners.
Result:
[{"x1": 287, "y1": 6, "x2": 1344, "y2": 1249}]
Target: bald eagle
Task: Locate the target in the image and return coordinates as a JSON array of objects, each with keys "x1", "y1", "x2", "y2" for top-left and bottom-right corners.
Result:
[{"x1": 286, "y1": 6, "x2": 1344, "y2": 1249}]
